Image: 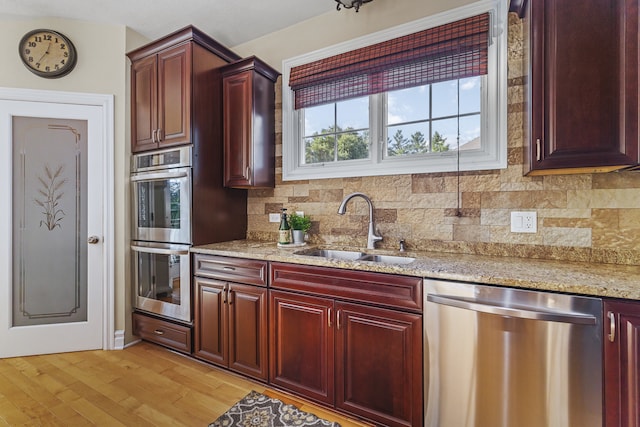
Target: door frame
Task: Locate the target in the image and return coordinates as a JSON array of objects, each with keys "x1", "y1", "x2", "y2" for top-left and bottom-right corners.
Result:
[{"x1": 0, "y1": 87, "x2": 116, "y2": 351}]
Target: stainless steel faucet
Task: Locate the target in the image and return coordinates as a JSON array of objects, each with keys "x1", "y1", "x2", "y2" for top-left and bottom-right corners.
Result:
[{"x1": 337, "y1": 192, "x2": 383, "y2": 249}]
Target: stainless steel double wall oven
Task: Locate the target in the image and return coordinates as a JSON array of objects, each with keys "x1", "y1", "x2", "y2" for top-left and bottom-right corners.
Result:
[{"x1": 131, "y1": 146, "x2": 193, "y2": 322}]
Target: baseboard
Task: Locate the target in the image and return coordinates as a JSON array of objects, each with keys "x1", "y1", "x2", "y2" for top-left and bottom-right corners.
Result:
[
  {"x1": 113, "y1": 330, "x2": 125, "y2": 350},
  {"x1": 124, "y1": 338, "x2": 141, "y2": 349}
]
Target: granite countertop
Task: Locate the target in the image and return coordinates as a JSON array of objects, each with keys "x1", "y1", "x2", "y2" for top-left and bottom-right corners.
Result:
[{"x1": 191, "y1": 240, "x2": 640, "y2": 301}]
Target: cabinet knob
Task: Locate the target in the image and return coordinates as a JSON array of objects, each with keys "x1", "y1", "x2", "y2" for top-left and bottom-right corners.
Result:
[
  {"x1": 157, "y1": 128, "x2": 162, "y2": 142},
  {"x1": 153, "y1": 329, "x2": 164, "y2": 335},
  {"x1": 536, "y1": 138, "x2": 541, "y2": 162}
]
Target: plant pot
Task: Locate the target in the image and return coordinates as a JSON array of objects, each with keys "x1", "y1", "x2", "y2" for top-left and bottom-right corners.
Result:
[{"x1": 292, "y1": 230, "x2": 306, "y2": 244}]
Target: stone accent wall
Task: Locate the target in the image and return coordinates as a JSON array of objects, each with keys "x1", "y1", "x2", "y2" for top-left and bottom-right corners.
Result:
[{"x1": 246, "y1": 14, "x2": 640, "y2": 266}]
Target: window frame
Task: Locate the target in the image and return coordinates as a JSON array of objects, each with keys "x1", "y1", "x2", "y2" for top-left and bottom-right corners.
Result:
[{"x1": 282, "y1": 0, "x2": 507, "y2": 181}]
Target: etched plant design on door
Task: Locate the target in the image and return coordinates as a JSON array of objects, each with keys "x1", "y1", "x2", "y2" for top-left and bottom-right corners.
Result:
[{"x1": 34, "y1": 164, "x2": 67, "y2": 230}]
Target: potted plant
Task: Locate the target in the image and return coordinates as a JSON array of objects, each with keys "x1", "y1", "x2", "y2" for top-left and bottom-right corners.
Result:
[{"x1": 288, "y1": 212, "x2": 311, "y2": 244}]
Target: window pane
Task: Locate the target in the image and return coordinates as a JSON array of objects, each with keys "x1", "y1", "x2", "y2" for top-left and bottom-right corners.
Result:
[
  {"x1": 304, "y1": 103, "x2": 334, "y2": 136},
  {"x1": 459, "y1": 77, "x2": 481, "y2": 114},
  {"x1": 386, "y1": 123, "x2": 430, "y2": 157},
  {"x1": 459, "y1": 114, "x2": 481, "y2": 150},
  {"x1": 431, "y1": 118, "x2": 457, "y2": 152},
  {"x1": 432, "y1": 80, "x2": 458, "y2": 118},
  {"x1": 337, "y1": 97, "x2": 369, "y2": 130},
  {"x1": 304, "y1": 135, "x2": 335, "y2": 164},
  {"x1": 387, "y1": 86, "x2": 429, "y2": 125},
  {"x1": 338, "y1": 130, "x2": 369, "y2": 161}
]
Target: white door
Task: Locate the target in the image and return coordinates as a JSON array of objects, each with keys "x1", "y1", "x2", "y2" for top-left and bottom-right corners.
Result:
[{"x1": 0, "y1": 91, "x2": 112, "y2": 357}]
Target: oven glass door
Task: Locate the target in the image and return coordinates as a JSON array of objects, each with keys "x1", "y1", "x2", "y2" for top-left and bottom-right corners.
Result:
[
  {"x1": 132, "y1": 167, "x2": 191, "y2": 244},
  {"x1": 132, "y1": 242, "x2": 191, "y2": 322}
]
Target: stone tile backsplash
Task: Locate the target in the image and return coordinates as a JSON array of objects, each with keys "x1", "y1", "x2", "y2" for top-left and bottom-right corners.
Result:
[{"x1": 246, "y1": 14, "x2": 640, "y2": 266}]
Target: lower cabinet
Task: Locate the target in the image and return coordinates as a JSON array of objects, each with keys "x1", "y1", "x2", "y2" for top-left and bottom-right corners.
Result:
[
  {"x1": 335, "y1": 302, "x2": 422, "y2": 426},
  {"x1": 269, "y1": 262, "x2": 423, "y2": 427},
  {"x1": 193, "y1": 255, "x2": 268, "y2": 381},
  {"x1": 604, "y1": 299, "x2": 640, "y2": 427},
  {"x1": 132, "y1": 311, "x2": 192, "y2": 354},
  {"x1": 270, "y1": 290, "x2": 335, "y2": 405}
]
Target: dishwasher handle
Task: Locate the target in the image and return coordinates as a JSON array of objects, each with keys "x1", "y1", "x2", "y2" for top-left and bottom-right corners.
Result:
[{"x1": 427, "y1": 294, "x2": 597, "y2": 325}]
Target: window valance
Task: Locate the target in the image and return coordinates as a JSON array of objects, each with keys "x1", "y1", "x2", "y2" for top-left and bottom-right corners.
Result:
[{"x1": 289, "y1": 13, "x2": 491, "y2": 109}]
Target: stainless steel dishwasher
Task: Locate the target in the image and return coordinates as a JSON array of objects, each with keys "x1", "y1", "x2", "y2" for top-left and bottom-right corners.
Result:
[{"x1": 424, "y1": 279, "x2": 603, "y2": 427}]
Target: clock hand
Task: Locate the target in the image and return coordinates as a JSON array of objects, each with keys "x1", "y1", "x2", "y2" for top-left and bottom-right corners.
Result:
[{"x1": 36, "y1": 42, "x2": 52, "y2": 64}]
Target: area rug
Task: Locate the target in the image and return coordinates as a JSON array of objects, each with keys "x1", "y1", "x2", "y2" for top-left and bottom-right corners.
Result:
[{"x1": 209, "y1": 390, "x2": 341, "y2": 427}]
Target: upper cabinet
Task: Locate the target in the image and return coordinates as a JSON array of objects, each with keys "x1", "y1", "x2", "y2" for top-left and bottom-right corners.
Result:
[
  {"x1": 128, "y1": 26, "x2": 241, "y2": 153},
  {"x1": 221, "y1": 57, "x2": 280, "y2": 188},
  {"x1": 519, "y1": 0, "x2": 639, "y2": 175}
]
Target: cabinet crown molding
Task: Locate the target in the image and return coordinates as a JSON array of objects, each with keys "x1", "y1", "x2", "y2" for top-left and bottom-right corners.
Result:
[{"x1": 127, "y1": 25, "x2": 241, "y2": 63}]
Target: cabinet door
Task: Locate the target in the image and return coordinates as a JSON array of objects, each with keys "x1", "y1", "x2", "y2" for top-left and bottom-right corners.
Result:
[
  {"x1": 223, "y1": 70, "x2": 253, "y2": 187},
  {"x1": 131, "y1": 54, "x2": 158, "y2": 153},
  {"x1": 157, "y1": 43, "x2": 192, "y2": 148},
  {"x1": 228, "y1": 283, "x2": 268, "y2": 381},
  {"x1": 604, "y1": 300, "x2": 640, "y2": 427},
  {"x1": 335, "y1": 302, "x2": 423, "y2": 427},
  {"x1": 269, "y1": 290, "x2": 334, "y2": 405},
  {"x1": 193, "y1": 277, "x2": 228, "y2": 366},
  {"x1": 525, "y1": 0, "x2": 639, "y2": 174}
]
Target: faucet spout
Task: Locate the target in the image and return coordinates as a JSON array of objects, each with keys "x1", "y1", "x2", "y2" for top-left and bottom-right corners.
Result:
[{"x1": 337, "y1": 192, "x2": 383, "y2": 250}]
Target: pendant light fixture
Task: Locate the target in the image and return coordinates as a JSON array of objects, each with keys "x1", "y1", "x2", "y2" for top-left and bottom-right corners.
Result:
[{"x1": 335, "y1": 0, "x2": 372, "y2": 12}]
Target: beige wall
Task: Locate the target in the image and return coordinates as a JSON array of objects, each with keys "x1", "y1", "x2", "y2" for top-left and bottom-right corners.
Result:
[
  {"x1": 232, "y1": 0, "x2": 475, "y2": 70},
  {"x1": 1, "y1": 17, "x2": 149, "y2": 341},
  {"x1": 236, "y1": 11, "x2": 640, "y2": 266}
]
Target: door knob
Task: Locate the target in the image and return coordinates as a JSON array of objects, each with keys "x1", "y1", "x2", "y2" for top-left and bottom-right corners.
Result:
[{"x1": 88, "y1": 236, "x2": 100, "y2": 244}]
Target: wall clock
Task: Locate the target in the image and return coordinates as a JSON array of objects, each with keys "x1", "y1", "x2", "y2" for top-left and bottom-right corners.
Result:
[{"x1": 19, "y1": 29, "x2": 77, "y2": 78}]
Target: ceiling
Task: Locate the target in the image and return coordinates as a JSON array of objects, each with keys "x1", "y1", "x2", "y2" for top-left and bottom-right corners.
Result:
[{"x1": 0, "y1": 0, "x2": 339, "y2": 47}]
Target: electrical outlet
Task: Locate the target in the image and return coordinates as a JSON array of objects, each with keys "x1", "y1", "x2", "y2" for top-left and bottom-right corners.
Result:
[
  {"x1": 269, "y1": 213, "x2": 280, "y2": 223},
  {"x1": 510, "y1": 211, "x2": 537, "y2": 233}
]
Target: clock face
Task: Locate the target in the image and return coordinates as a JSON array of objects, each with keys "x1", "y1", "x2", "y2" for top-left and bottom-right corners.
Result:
[{"x1": 19, "y1": 29, "x2": 77, "y2": 78}]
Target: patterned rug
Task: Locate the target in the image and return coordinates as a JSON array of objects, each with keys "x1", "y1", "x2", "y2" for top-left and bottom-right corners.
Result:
[{"x1": 209, "y1": 391, "x2": 341, "y2": 427}]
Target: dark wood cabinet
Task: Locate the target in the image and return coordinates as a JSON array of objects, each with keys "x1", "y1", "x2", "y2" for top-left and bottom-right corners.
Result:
[
  {"x1": 604, "y1": 299, "x2": 640, "y2": 427},
  {"x1": 270, "y1": 290, "x2": 335, "y2": 405},
  {"x1": 193, "y1": 254, "x2": 268, "y2": 381},
  {"x1": 132, "y1": 312, "x2": 192, "y2": 354},
  {"x1": 335, "y1": 302, "x2": 422, "y2": 426},
  {"x1": 521, "y1": 0, "x2": 639, "y2": 175},
  {"x1": 130, "y1": 42, "x2": 192, "y2": 152},
  {"x1": 269, "y1": 262, "x2": 423, "y2": 427},
  {"x1": 128, "y1": 26, "x2": 241, "y2": 153},
  {"x1": 221, "y1": 56, "x2": 279, "y2": 188}
]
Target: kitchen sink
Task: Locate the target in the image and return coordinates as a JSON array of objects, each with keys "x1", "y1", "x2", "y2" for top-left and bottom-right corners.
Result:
[
  {"x1": 294, "y1": 249, "x2": 416, "y2": 265},
  {"x1": 357, "y1": 254, "x2": 416, "y2": 264},
  {"x1": 294, "y1": 249, "x2": 367, "y2": 261}
]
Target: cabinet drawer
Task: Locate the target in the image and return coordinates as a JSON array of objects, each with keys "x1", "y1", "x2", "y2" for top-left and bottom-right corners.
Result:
[
  {"x1": 193, "y1": 254, "x2": 268, "y2": 286},
  {"x1": 133, "y1": 312, "x2": 192, "y2": 354},
  {"x1": 271, "y1": 262, "x2": 422, "y2": 313}
]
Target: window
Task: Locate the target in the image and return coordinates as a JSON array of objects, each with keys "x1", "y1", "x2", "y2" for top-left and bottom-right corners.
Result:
[
  {"x1": 282, "y1": 0, "x2": 507, "y2": 181},
  {"x1": 303, "y1": 96, "x2": 370, "y2": 164}
]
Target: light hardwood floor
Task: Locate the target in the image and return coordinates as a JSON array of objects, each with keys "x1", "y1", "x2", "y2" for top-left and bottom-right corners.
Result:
[{"x1": 0, "y1": 341, "x2": 372, "y2": 426}]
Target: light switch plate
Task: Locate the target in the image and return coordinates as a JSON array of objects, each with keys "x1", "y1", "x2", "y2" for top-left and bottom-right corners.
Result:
[
  {"x1": 269, "y1": 213, "x2": 280, "y2": 223},
  {"x1": 511, "y1": 211, "x2": 537, "y2": 233}
]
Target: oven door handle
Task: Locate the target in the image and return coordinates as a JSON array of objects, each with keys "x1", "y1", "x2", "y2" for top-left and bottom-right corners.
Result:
[
  {"x1": 130, "y1": 245, "x2": 189, "y2": 256},
  {"x1": 130, "y1": 170, "x2": 189, "y2": 182}
]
